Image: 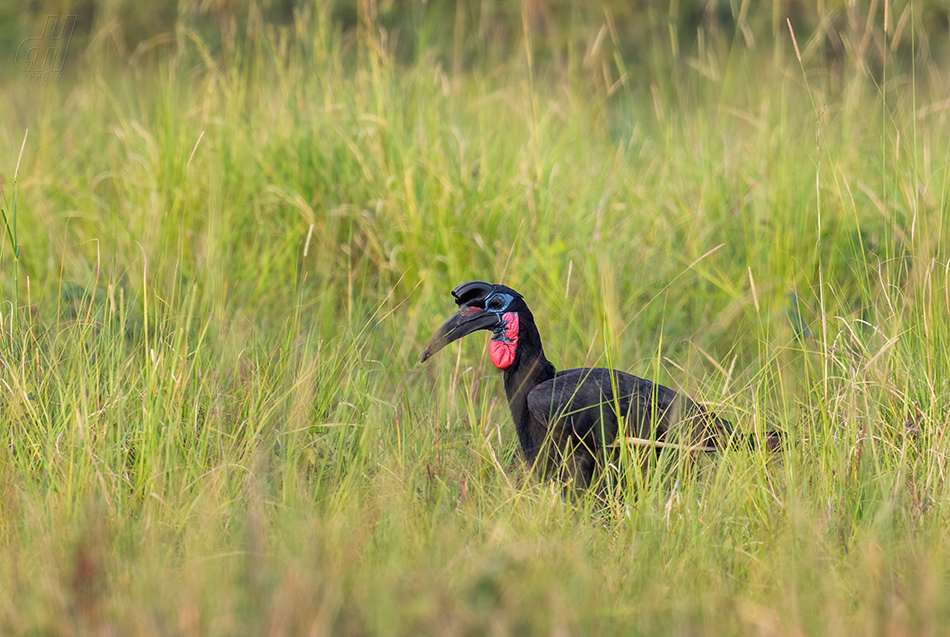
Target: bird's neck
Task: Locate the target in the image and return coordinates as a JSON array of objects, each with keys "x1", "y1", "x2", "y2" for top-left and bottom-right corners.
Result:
[{"x1": 502, "y1": 319, "x2": 555, "y2": 461}]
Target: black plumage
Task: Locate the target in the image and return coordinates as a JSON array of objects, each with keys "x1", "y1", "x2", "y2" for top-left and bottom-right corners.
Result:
[{"x1": 420, "y1": 281, "x2": 772, "y2": 486}]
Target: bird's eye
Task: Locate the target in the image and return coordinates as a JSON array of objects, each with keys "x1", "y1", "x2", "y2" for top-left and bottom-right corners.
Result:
[{"x1": 487, "y1": 297, "x2": 504, "y2": 310}]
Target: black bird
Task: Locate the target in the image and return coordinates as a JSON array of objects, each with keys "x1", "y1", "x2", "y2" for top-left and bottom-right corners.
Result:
[{"x1": 420, "y1": 281, "x2": 771, "y2": 486}]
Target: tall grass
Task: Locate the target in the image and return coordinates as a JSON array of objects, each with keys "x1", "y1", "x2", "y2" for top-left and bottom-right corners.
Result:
[{"x1": 1, "y1": 2, "x2": 949, "y2": 633}]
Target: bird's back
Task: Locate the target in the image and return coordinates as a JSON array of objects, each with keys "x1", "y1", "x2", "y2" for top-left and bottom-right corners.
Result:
[{"x1": 527, "y1": 367, "x2": 732, "y2": 451}]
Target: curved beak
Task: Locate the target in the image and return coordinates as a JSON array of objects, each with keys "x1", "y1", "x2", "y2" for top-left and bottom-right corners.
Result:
[{"x1": 419, "y1": 307, "x2": 499, "y2": 363}]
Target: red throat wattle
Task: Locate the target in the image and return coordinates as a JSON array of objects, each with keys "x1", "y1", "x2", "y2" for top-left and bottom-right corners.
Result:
[{"x1": 489, "y1": 312, "x2": 519, "y2": 369}]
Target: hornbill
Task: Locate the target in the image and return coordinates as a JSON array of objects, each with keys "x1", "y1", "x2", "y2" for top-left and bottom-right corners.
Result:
[{"x1": 420, "y1": 281, "x2": 776, "y2": 486}]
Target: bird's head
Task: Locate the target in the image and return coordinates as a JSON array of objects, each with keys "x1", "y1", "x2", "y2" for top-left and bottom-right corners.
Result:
[{"x1": 419, "y1": 281, "x2": 526, "y2": 370}]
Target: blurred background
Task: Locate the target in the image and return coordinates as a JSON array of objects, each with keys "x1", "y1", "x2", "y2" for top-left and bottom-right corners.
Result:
[{"x1": 3, "y1": 1, "x2": 948, "y2": 81}]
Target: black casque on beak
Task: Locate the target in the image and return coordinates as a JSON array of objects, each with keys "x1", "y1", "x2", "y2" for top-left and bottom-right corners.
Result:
[
  {"x1": 419, "y1": 281, "x2": 500, "y2": 363},
  {"x1": 451, "y1": 281, "x2": 494, "y2": 306}
]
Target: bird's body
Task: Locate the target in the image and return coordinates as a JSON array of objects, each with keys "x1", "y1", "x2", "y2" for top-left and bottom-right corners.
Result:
[
  {"x1": 420, "y1": 281, "x2": 768, "y2": 486},
  {"x1": 514, "y1": 367, "x2": 732, "y2": 484}
]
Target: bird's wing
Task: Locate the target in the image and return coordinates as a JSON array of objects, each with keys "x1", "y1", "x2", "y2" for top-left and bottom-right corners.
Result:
[
  {"x1": 527, "y1": 368, "x2": 726, "y2": 448},
  {"x1": 526, "y1": 368, "x2": 626, "y2": 448}
]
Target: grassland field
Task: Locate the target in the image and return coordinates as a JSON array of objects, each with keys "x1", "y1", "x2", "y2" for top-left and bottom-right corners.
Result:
[{"x1": 2, "y1": 2, "x2": 950, "y2": 634}]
